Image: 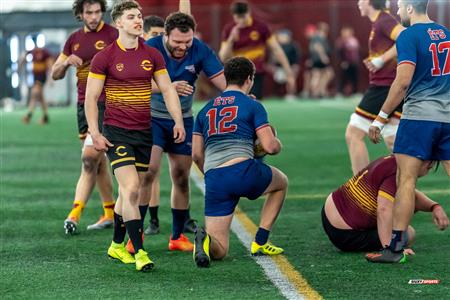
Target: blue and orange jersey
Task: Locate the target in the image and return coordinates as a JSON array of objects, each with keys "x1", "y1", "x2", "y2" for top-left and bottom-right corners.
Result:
[
  {"x1": 332, "y1": 156, "x2": 397, "y2": 230},
  {"x1": 61, "y1": 21, "x2": 118, "y2": 104},
  {"x1": 28, "y1": 48, "x2": 51, "y2": 75},
  {"x1": 145, "y1": 35, "x2": 223, "y2": 119},
  {"x1": 396, "y1": 22, "x2": 450, "y2": 123},
  {"x1": 368, "y1": 11, "x2": 403, "y2": 86},
  {"x1": 222, "y1": 17, "x2": 272, "y2": 74},
  {"x1": 193, "y1": 90, "x2": 269, "y2": 172},
  {"x1": 89, "y1": 38, "x2": 167, "y2": 130}
]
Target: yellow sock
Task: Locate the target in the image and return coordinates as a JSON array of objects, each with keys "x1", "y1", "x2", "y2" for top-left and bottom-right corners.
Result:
[
  {"x1": 68, "y1": 200, "x2": 85, "y2": 221},
  {"x1": 103, "y1": 201, "x2": 115, "y2": 219}
]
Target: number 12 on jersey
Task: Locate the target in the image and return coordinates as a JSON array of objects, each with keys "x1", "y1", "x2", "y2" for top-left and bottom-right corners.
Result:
[{"x1": 206, "y1": 106, "x2": 238, "y2": 136}]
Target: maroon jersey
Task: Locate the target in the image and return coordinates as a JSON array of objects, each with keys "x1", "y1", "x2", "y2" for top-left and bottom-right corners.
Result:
[
  {"x1": 29, "y1": 48, "x2": 51, "y2": 76},
  {"x1": 222, "y1": 17, "x2": 272, "y2": 74},
  {"x1": 89, "y1": 38, "x2": 167, "y2": 130},
  {"x1": 332, "y1": 156, "x2": 397, "y2": 230},
  {"x1": 368, "y1": 11, "x2": 402, "y2": 86},
  {"x1": 61, "y1": 21, "x2": 118, "y2": 104}
]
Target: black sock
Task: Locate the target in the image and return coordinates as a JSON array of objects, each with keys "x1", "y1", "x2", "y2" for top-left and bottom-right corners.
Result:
[
  {"x1": 171, "y1": 208, "x2": 188, "y2": 239},
  {"x1": 255, "y1": 227, "x2": 270, "y2": 245},
  {"x1": 389, "y1": 230, "x2": 408, "y2": 253},
  {"x1": 149, "y1": 205, "x2": 159, "y2": 222},
  {"x1": 139, "y1": 205, "x2": 148, "y2": 229},
  {"x1": 125, "y1": 219, "x2": 143, "y2": 252},
  {"x1": 113, "y1": 213, "x2": 126, "y2": 244}
]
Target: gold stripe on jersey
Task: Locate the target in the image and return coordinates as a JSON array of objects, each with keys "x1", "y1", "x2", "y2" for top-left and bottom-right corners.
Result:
[
  {"x1": 89, "y1": 72, "x2": 106, "y2": 80},
  {"x1": 111, "y1": 157, "x2": 135, "y2": 166},
  {"x1": 154, "y1": 69, "x2": 168, "y2": 76},
  {"x1": 234, "y1": 45, "x2": 266, "y2": 61},
  {"x1": 33, "y1": 62, "x2": 47, "y2": 72},
  {"x1": 378, "y1": 190, "x2": 395, "y2": 202},
  {"x1": 77, "y1": 65, "x2": 90, "y2": 85},
  {"x1": 344, "y1": 177, "x2": 378, "y2": 217},
  {"x1": 105, "y1": 79, "x2": 151, "y2": 108},
  {"x1": 390, "y1": 24, "x2": 403, "y2": 41}
]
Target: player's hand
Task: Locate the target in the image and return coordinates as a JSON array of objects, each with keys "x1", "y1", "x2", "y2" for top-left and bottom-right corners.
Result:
[
  {"x1": 173, "y1": 81, "x2": 194, "y2": 97},
  {"x1": 228, "y1": 25, "x2": 240, "y2": 43},
  {"x1": 432, "y1": 205, "x2": 449, "y2": 230},
  {"x1": 173, "y1": 123, "x2": 186, "y2": 143},
  {"x1": 368, "y1": 125, "x2": 382, "y2": 144},
  {"x1": 363, "y1": 57, "x2": 383, "y2": 73},
  {"x1": 91, "y1": 133, "x2": 113, "y2": 152},
  {"x1": 403, "y1": 248, "x2": 415, "y2": 255},
  {"x1": 64, "y1": 54, "x2": 83, "y2": 68}
]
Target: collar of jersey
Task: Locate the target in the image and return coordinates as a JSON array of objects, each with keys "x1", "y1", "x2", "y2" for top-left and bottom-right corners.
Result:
[
  {"x1": 116, "y1": 38, "x2": 139, "y2": 52},
  {"x1": 84, "y1": 21, "x2": 105, "y2": 33}
]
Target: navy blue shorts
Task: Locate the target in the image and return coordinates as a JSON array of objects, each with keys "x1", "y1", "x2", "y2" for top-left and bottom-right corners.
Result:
[
  {"x1": 152, "y1": 116, "x2": 193, "y2": 155},
  {"x1": 204, "y1": 159, "x2": 273, "y2": 217},
  {"x1": 394, "y1": 119, "x2": 450, "y2": 160}
]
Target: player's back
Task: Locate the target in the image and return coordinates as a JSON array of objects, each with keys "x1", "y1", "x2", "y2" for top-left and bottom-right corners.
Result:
[
  {"x1": 194, "y1": 90, "x2": 269, "y2": 172},
  {"x1": 397, "y1": 22, "x2": 450, "y2": 122}
]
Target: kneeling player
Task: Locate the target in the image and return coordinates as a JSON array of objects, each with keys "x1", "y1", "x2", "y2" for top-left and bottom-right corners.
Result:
[
  {"x1": 322, "y1": 155, "x2": 448, "y2": 260},
  {"x1": 191, "y1": 57, "x2": 288, "y2": 267}
]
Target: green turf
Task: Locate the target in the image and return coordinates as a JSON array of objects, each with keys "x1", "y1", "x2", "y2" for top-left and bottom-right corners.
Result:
[{"x1": 1, "y1": 99, "x2": 449, "y2": 299}]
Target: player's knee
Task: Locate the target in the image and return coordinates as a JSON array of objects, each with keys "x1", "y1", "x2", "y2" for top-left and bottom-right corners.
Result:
[
  {"x1": 81, "y1": 155, "x2": 99, "y2": 174},
  {"x1": 171, "y1": 168, "x2": 189, "y2": 191},
  {"x1": 121, "y1": 185, "x2": 139, "y2": 203}
]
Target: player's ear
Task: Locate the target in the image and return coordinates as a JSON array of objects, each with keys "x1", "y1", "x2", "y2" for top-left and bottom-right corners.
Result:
[{"x1": 406, "y1": 4, "x2": 413, "y2": 14}]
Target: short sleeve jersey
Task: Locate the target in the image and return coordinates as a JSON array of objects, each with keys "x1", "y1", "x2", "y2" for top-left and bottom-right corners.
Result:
[
  {"x1": 396, "y1": 22, "x2": 450, "y2": 123},
  {"x1": 61, "y1": 22, "x2": 118, "y2": 104},
  {"x1": 193, "y1": 90, "x2": 269, "y2": 172},
  {"x1": 89, "y1": 39, "x2": 167, "y2": 130},
  {"x1": 368, "y1": 11, "x2": 403, "y2": 86},
  {"x1": 222, "y1": 17, "x2": 272, "y2": 74},
  {"x1": 146, "y1": 36, "x2": 223, "y2": 119},
  {"x1": 29, "y1": 48, "x2": 51, "y2": 75},
  {"x1": 332, "y1": 155, "x2": 397, "y2": 230}
]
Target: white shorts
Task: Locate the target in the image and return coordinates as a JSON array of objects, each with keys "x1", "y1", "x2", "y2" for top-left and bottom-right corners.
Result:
[{"x1": 349, "y1": 113, "x2": 398, "y2": 138}]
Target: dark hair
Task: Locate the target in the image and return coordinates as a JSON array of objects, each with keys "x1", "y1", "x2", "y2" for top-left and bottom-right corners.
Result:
[
  {"x1": 144, "y1": 15, "x2": 164, "y2": 33},
  {"x1": 369, "y1": 0, "x2": 387, "y2": 10},
  {"x1": 231, "y1": 1, "x2": 249, "y2": 15},
  {"x1": 165, "y1": 12, "x2": 196, "y2": 35},
  {"x1": 72, "y1": 0, "x2": 106, "y2": 21},
  {"x1": 224, "y1": 57, "x2": 255, "y2": 86},
  {"x1": 111, "y1": 0, "x2": 141, "y2": 23},
  {"x1": 405, "y1": 0, "x2": 429, "y2": 13}
]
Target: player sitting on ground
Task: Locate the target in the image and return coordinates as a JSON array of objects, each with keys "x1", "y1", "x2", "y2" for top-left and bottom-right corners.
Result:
[
  {"x1": 192, "y1": 57, "x2": 288, "y2": 267},
  {"x1": 322, "y1": 155, "x2": 448, "y2": 257}
]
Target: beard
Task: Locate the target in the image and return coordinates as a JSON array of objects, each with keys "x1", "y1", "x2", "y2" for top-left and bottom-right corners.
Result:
[
  {"x1": 166, "y1": 42, "x2": 188, "y2": 58},
  {"x1": 401, "y1": 17, "x2": 411, "y2": 27}
]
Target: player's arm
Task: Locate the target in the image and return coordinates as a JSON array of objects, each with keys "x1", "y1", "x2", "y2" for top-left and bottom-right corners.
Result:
[
  {"x1": 192, "y1": 134, "x2": 205, "y2": 174},
  {"x1": 267, "y1": 36, "x2": 296, "y2": 92},
  {"x1": 179, "y1": 0, "x2": 191, "y2": 15},
  {"x1": 256, "y1": 125, "x2": 281, "y2": 155},
  {"x1": 154, "y1": 71, "x2": 186, "y2": 143},
  {"x1": 414, "y1": 189, "x2": 448, "y2": 230},
  {"x1": 51, "y1": 53, "x2": 83, "y2": 80},
  {"x1": 376, "y1": 194, "x2": 394, "y2": 247},
  {"x1": 368, "y1": 63, "x2": 415, "y2": 143},
  {"x1": 209, "y1": 72, "x2": 226, "y2": 91},
  {"x1": 366, "y1": 25, "x2": 405, "y2": 72},
  {"x1": 85, "y1": 75, "x2": 112, "y2": 151},
  {"x1": 219, "y1": 26, "x2": 240, "y2": 62}
]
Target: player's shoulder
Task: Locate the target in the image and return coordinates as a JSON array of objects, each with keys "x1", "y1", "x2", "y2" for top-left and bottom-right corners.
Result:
[
  {"x1": 102, "y1": 22, "x2": 117, "y2": 32},
  {"x1": 378, "y1": 10, "x2": 398, "y2": 23},
  {"x1": 252, "y1": 18, "x2": 270, "y2": 31},
  {"x1": 145, "y1": 35, "x2": 163, "y2": 48},
  {"x1": 94, "y1": 41, "x2": 116, "y2": 59},
  {"x1": 67, "y1": 27, "x2": 84, "y2": 41}
]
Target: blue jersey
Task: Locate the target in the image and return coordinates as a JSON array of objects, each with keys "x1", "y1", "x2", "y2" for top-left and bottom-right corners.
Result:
[
  {"x1": 396, "y1": 22, "x2": 450, "y2": 123},
  {"x1": 193, "y1": 90, "x2": 269, "y2": 172},
  {"x1": 146, "y1": 36, "x2": 223, "y2": 119}
]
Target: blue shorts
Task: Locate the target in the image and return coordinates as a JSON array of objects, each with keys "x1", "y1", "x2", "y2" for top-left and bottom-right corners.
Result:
[
  {"x1": 394, "y1": 119, "x2": 450, "y2": 160},
  {"x1": 152, "y1": 116, "x2": 193, "y2": 155},
  {"x1": 204, "y1": 159, "x2": 273, "y2": 217}
]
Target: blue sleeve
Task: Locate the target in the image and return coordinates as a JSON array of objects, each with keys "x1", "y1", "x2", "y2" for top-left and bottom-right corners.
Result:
[
  {"x1": 396, "y1": 30, "x2": 417, "y2": 65},
  {"x1": 253, "y1": 101, "x2": 269, "y2": 130},
  {"x1": 145, "y1": 36, "x2": 157, "y2": 47},
  {"x1": 198, "y1": 40, "x2": 224, "y2": 78}
]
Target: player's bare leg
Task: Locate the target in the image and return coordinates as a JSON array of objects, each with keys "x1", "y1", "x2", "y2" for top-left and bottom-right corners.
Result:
[
  {"x1": 442, "y1": 160, "x2": 450, "y2": 176},
  {"x1": 382, "y1": 118, "x2": 399, "y2": 151},
  {"x1": 35, "y1": 84, "x2": 49, "y2": 124},
  {"x1": 345, "y1": 124, "x2": 369, "y2": 175},
  {"x1": 204, "y1": 215, "x2": 233, "y2": 259},
  {"x1": 23, "y1": 84, "x2": 39, "y2": 124},
  {"x1": 145, "y1": 169, "x2": 161, "y2": 235}
]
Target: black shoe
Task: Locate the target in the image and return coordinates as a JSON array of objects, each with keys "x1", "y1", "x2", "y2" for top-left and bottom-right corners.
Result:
[
  {"x1": 193, "y1": 227, "x2": 210, "y2": 268},
  {"x1": 183, "y1": 218, "x2": 198, "y2": 233},
  {"x1": 366, "y1": 247, "x2": 406, "y2": 263},
  {"x1": 144, "y1": 219, "x2": 160, "y2": 235}
]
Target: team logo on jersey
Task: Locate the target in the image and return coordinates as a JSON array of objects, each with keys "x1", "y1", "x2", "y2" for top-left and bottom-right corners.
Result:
[
  {"x1": 95, "y1": 40, "x2": 106, "y2": 50},
  {"x1": 250, "y1": 31, "x2": 260, "y2": 41},
  {"x1": 185, "y1": 64, "x2": 196, "y2": 74},
  {"x1": 116, "y1": 63, "x2": 124, "y2": 71},
  {"x1": 115, "y1": 146, "x2": 128, "y2": 157},
  {"x1": 73, "y1": 43, "x2": 80, "y2": 51},
  {"x1": 140, "y1": 60, "x2": 153, "y2": 71}
]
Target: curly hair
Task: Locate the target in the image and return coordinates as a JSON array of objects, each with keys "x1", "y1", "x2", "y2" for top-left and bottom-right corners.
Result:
[
  {"x1": 224, "y1": 57, "x2": 255, "y2": 86},
  {"x1": 144, "y1": 15, "x2": 165, "y2": 33},
  {"x1": 72, "y1": 0, "x2": 107, "y2": 21},
  {"x1": 111, "y1": 0, "x2": 142, "y2": 22},
  {"x1": 165, "y1": 12, "x2": 196, "y2": 35}
]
